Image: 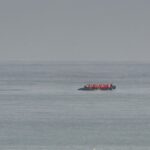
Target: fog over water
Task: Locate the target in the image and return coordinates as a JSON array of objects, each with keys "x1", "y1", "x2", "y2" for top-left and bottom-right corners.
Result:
[{"x1": 0, "y1": 0, "x2": 150, "y2": 62}]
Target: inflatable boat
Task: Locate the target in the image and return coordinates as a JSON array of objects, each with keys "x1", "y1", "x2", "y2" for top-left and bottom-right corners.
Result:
[{"x1": 78, "y1": 83, "x2": 116, "y2": 91}]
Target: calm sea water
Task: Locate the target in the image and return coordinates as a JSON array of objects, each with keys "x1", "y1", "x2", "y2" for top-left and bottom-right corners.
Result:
[{"x1": 0, "y1": 62, "x2": 150, "y2": 150}]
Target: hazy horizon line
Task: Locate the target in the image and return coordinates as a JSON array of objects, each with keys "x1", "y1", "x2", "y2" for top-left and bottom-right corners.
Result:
[{"x1": 0, "y1": 60, "x2": 150, "y2": 65}]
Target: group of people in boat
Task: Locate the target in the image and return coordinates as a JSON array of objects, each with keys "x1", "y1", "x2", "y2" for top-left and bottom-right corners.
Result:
[
  {"x1": 84, "y1": 84, "x2": 113, "y2": 90},
  {"x1": 78, "y1": 83, "x2": 116, "y2": 90}
]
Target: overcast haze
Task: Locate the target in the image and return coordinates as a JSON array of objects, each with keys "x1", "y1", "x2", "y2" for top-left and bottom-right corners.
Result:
[{"x1": 0, "y1": 0, "x2": 150, "y2": 62}]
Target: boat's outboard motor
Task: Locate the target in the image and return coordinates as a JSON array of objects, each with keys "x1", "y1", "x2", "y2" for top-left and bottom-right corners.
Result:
[{"x1": 112, "y1": 85, "x2": 116, "y2": 89}]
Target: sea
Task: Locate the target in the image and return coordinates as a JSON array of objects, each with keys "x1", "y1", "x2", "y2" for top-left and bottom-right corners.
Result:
[{"x1": 0, "y1": 61, "x2": 150, "y2": 150}]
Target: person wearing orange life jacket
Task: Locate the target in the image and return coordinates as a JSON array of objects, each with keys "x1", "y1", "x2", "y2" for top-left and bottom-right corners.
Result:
[{"x1": 79, "y1": 83, "x2": 116, "y2": 90}]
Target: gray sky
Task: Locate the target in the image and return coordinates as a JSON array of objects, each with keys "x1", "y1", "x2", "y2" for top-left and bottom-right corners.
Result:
[{"x1": 0, "y1": 0, "x2": 150, "y2": 62}]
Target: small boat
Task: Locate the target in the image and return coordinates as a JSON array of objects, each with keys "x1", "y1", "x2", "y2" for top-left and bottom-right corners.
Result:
[{"x1": 78, "y1": 83, "x2": 116, "y2": 91}]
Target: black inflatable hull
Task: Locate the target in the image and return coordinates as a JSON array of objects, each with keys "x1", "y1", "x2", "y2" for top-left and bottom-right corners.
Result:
[
  {"x1": 78, "y1": 85, "x2": 116, "y2": 91},
  {"x1": 78, "y1": 88, "x2": 96, "y2": 91},
  {"x1": 78, "y1": 88, "x2": 113, "y2": 91}
]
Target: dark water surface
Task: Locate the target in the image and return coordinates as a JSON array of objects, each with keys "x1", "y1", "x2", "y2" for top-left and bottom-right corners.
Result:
[{"x1": 0, "y1": 62, "x2": 150, "y2": 150}]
